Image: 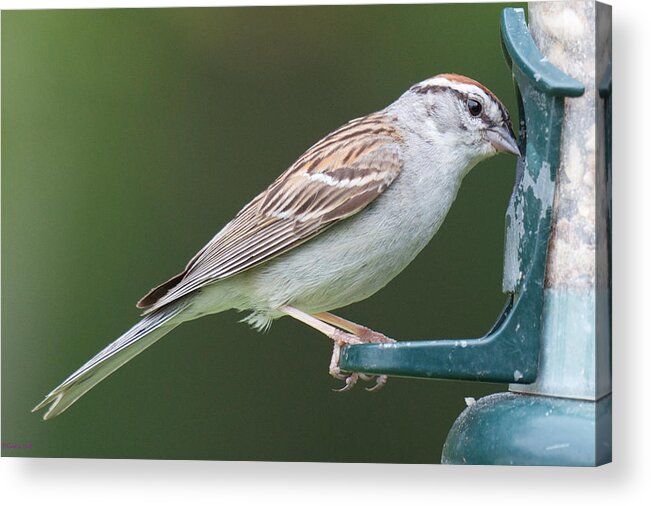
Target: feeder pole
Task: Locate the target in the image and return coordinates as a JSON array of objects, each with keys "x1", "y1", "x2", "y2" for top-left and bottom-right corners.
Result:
[
  {"x1": 442, "y1": 2, "x2": 611, "y2": 466},
  {"x1": 508, "y1": 0, "x2": 612, "y2": 457},
  {"x1": 513, "y1": 0, "x2": 612, "y2": 399}
]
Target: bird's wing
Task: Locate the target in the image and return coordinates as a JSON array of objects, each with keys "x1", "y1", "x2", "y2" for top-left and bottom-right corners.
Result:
[{"x1": 138, "y1": 113, "x2": 404, "y2": 312}]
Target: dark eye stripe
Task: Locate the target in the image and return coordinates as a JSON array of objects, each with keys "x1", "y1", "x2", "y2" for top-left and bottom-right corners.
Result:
[{"x1": 412, "y1": 81, "x2": 512, "y2": 126}]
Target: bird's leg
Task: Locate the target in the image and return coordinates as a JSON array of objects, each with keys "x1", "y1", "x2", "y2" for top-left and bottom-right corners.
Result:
[
  {"x1": 279, "y1": 305, "x2": 364, "y2": 346},
  {"x1": 313, "y1": 311, "x2": 395, "y2": 392},
  {"x1": 279, "y1": 305, "x2": 365, "y2": 391}
]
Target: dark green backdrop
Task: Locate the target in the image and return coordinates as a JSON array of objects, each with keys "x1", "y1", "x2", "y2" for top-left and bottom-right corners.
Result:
[{"x1": 2, "y1": 3, "x2": 523, "y2": 462}]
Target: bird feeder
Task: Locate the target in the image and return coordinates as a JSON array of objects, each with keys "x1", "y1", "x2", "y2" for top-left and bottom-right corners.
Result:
[{"x1": 340, "y1": 5, "x2": 611, "y2": 466}]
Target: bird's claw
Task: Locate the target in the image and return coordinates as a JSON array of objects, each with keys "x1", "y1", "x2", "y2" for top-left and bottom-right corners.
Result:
[
  {"x1": 331, "y1": 372, "x2": 388, "y2": 392},
  {"x1": 365, "y1": 374, "x2": 388, "y2": 392},
  {"x1": 332, "y1": 373, "x2": 359, "y2": 392}
]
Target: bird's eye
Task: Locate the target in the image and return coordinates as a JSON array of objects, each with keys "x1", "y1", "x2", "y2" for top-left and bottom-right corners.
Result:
[{"x1": 467, "y1": 98, "x2": 483, "y2": 117}]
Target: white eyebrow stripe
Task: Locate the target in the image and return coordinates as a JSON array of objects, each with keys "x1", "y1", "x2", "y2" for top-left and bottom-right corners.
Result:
[{"x1": 419, "y1": 77, "x2": 490, "y2": 101}]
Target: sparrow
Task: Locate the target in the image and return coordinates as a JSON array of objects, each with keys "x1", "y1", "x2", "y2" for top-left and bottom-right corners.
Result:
[{"x1": 33, "y1": 73, "x2": 519, "y2": 420}]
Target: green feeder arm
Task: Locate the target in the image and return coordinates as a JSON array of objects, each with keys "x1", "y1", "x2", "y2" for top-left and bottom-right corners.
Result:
[{"x1": 339, "y1": 8, "x2": 584, "y2": 384}]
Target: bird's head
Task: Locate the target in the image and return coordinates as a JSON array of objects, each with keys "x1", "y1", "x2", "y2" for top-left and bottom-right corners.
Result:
[{"x1": 396, "y1": 73, "x2": 520, "y2": 165}]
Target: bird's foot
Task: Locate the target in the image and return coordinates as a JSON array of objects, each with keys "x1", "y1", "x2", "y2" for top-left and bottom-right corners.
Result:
[
  {"x1": 329, "y1": 341, "x2": 388, "y2": 392},
  {"x1": 276, "y1": 306, "x2": 391, "y2": 392}
]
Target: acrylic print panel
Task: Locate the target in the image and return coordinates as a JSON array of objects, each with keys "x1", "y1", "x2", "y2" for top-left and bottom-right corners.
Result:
[{"x1": 2, "y1": 1, "x2": 610, "y2": 465}]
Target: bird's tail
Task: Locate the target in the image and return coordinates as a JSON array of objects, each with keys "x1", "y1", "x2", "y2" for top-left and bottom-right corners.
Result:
[{"x1": 32, "y1": 302, "x2": 187, "y2": 420}]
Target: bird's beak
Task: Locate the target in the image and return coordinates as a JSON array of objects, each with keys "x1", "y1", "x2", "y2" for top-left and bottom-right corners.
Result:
[{"x1": 487, "y1": 123, "x2": 521, "y2": 157}]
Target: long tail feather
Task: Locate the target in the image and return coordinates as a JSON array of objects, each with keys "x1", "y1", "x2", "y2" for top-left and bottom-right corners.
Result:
[{"x1": 32, "y1": 303, "x2": 187, "y2": 420}]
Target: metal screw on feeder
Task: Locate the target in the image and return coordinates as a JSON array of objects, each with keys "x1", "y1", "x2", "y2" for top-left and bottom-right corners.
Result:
[{"x1": 339, "y1": 4, "x2": 612, "y2": 466}]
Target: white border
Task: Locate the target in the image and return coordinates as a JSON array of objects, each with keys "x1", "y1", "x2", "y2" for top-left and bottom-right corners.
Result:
[{"x1": 1, "y1": 0, "x2": 649, "y2": 505}]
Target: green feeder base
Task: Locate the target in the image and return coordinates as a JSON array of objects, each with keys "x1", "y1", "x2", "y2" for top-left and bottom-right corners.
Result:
[{"x1": 441, "y1": 392, "x2": 612, "y2": 466}]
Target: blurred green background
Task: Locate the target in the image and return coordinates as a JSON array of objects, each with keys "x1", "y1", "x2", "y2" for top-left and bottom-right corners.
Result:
[{"x1": 2, "y1": 3, "x2": 523, "y2": 462}]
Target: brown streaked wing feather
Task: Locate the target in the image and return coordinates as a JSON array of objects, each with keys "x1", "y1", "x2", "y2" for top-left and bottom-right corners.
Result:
[{"x1": 138, "y1": 114, "x2": 404, "y2": 313}]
